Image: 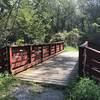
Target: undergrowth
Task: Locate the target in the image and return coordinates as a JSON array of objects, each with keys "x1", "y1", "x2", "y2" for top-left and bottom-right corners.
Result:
[{"x1": 65, "y1": 77, "x2": 100, "y2": 100}]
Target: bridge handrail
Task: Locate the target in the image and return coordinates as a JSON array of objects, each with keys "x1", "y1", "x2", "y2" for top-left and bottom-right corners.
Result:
[{"x1": 79, "y1": 41, "x2": 100, "y2": 80}]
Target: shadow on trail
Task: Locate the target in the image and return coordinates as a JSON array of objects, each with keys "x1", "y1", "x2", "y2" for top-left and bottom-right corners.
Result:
[{"x1": 16, "y1": 52, "x2": 79, "y2": 86}]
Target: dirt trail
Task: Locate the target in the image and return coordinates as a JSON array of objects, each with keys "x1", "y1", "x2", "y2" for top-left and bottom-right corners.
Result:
[{"x1": 12, "y1": 84, "x2": 65, "y2": 100}]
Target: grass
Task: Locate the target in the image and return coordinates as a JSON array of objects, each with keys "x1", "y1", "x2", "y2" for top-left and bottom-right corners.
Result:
[
  {"x1": 0, "y1": 73, "x2": 36, "y2": 100},
  {"x1": 0, "y1": 74, "x2": 50, "y2": 100},
  {"x1": 65, "y1": 77, "x2": 100, "y2": 100},
  {"x1": 64, "y1": 46, "x2": 78, "y2": 52},
  {"x1": 0, "y1": 74, "x2": 19, "y2": 100},
  {"x1": 0, "y1": 73, "x2": 48, "y2": 100},
  {"x1": 0, "y1": 73, "x2": 64, "y2": 100}
]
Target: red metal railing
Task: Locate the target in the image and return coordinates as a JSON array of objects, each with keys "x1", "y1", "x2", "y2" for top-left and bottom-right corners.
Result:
[
  {"x1": 3, "y1": 42, "x2": 64, "y2": 74},
  {"x1": 79, "y1": 41, "x2": 100, "y2": 81}
]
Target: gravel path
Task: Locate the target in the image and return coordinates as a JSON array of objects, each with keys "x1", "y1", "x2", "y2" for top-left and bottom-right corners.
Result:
[{"x1": 11, "y1": 84, "x2": 64, "y2": 100}]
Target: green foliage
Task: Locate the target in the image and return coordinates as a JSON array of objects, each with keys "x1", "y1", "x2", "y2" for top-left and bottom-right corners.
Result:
[
  {"x1": 77, "y1": 0, "x2": 100, "y2": 44},
  {"x1": 0, "y1": 0, "x2": 100, "y2": 45},
  {"x1": 86, "y1": 17, "x2": 100, "y2": 45},
  {"x1": 50, "y1": 33, "x2": 65, "y2": 42},
  {"x1": 65, "y1": 78, "x2": 100, "y2": 100},
  {"x1": 92, "y1": 22, "x2": 99, "y2": 32},
  {"x1": 0, "y1": 74, "x2": 19, "y2": 99},
  {"x1": 64, "y1": 28, "x2": 80, "y2": 47},
  {"x1": 16, "y1": 38, "x2": 24, "y2": 45},
  {"x1": 0, "y1": 0, "x2": 77, "y2": 45},
  {"x1": 96, "y1": 18, "x2": 100, "y2": 25}
]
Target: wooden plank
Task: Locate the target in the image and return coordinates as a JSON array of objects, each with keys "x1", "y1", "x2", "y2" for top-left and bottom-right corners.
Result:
[
  {"x1": 11, "y1": 60, "x2": 29, "y2": 69},
  {"x1": 86, "y1": 48, "x2": 100, "y2": 59},
  {"x1": 86, "y1": 58, "x2": 100, "y2": 68},
  {"x1": 12, "y1": 63, "x2": 32, "y2": 75}
]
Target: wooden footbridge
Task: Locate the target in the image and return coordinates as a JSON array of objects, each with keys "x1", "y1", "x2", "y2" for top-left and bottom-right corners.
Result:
[
  {"x1": 0, "y1": 41, "x2": 78, "y2": 86},
  {"x1": 1, "y1": 41, "x2": 100, "y2": 86}
]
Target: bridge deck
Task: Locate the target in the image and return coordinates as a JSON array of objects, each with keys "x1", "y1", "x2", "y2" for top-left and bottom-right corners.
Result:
[{"x1": 16, "y1": 52, "x2": 78, "y2": 86}]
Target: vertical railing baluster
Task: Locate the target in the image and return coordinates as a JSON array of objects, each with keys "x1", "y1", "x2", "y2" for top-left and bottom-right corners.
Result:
[
  {"x1": 29, "y1": 45, "x2": 32, "y2": 63},
  {"x1": 7, "y1": 46, "x2": 13, "y2": 74},
  {"x1": 79, "y1": 46, "x2": 85, "y2": 77},
  {"x1": 79, "y1": 41, "x2": 88, "y2": 77},
  {"x1": 41, "y1": 45, "x2": 44, "y2": 62},
  {"x1": 55, "y1": 43, "x2": 56, "y2": 54}
]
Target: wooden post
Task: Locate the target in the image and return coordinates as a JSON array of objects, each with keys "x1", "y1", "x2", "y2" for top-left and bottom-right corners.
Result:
[
  {"x1": 7, "y1": 46, "x2": 12, "y2": 74},
  {"x1": 49, "y1": 44, "x2": 51, "y2": 56},
  {"x1": 62, "y1": 42, "x2": 64, "y2": 50},
  {"x1": 78, "y1": 41, "x2": 88, "y2": 77},
  {"x1": 55, "y1": 43, "x2": 56, "y2": 54},
  {"x1": 29, "y1": 45, "x2": 32, "y2": 63},
  {"x1": 41, "y1": 45, "x2": 44, "y2": 62},
  {"x1": 59, "y1": 43, "x2": 60, "y2": 51},
  {"x1": 59, "y1": 43, "x2": 61, "y2": 51},
  {"x1": 79, "y1": 46, "x2": 85, "y2": 77}
]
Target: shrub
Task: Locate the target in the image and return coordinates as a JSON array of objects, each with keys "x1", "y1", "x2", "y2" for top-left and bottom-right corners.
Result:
[
  {"x1": 50, "y1": 32, "x2": 65, "y2": 42},
  {"x1": 66, "y1": 78, "x2": 100, "y2": 100},
  {"x1": 16, "y1": 38, "x2": 25, "y2": 45},
  {"x1": 64, "y1": 28, "x2": 80, "y2": 47}
]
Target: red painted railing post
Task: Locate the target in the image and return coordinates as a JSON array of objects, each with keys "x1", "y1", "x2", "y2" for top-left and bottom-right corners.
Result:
[
  {"x1": 29, "y1": 45, "x2": 32, "y2": 63},
  {"x1": 41, "y1": 45, "x2": 44, "y2": 62},
  {"x1": 55, "y1": 43, "x2": 57, "y2": 54},
  {"x1": 58, "y1": 43, "x2": 60, "y2": 51},
  {"x1": 49, "y1": 44, "x2": 51, "y2": 56},
  {"x1": 7, "y1": 46, "x2": 13, "y2": 74},
  {"x1": 62, "y1": 42, "x2": 64, "y2": 50},
  {"x1": 59, "y1": 43, "x2": 61, "y2": 51}
]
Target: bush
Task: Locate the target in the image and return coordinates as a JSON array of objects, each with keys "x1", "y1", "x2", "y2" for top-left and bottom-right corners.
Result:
[
  {"x1": 66, "y1": 78, "x2": 100, "y2": 100},
  {"x1": 64, "y1": 28, "x2": 80, "y2": 47},
  {"x1": 16, "y1": 38, "x2": 25, "y2": 45},
  {"x1": 50, "y1": 32, "x2": 65, "y2": 42}
]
